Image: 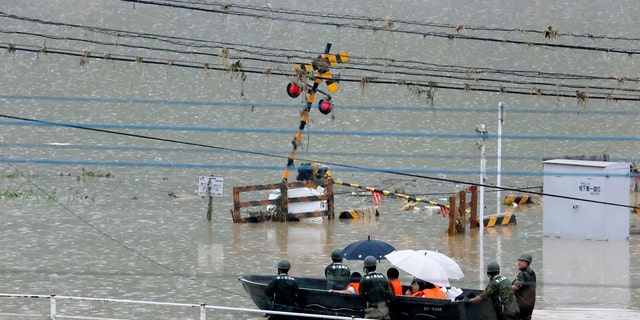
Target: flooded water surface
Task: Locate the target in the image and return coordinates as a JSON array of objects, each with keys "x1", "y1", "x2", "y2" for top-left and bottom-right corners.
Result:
[{"x1": 1, "y1": 0, "x2": 640, "y2": 319}]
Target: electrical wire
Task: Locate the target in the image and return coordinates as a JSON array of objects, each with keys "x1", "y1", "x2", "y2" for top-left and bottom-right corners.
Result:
[
  {"x1": 0, "y1": 160, "x2": 247, "y2": 299},
  {"x1": 2, "y1": 41, "x2": 639, "y2": 102},
  {"x1": 2, "y1": 9, "x2": 640, "y2": 102},
  {"x1": 2, "y1": 113, "x2": 638, "y2": 206},
  {"x1": 3, "y1": 94, "x2": 640, "y2": 115},
  {"x1": 151, "y1": 0, "x2": 640, "y2": 42}
]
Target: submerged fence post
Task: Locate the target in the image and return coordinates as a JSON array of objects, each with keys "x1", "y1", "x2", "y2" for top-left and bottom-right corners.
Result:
[{"x1": 448, "y1": 195, "x2": 457, "y2": 237}]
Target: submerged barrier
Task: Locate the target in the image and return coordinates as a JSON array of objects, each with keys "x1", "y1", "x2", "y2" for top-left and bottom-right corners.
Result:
[
  {"x1": 333, "y1": 181, "x2": 479, "y2": 236},
  {"x1": 481, "y1": 213, "x2": 517, "y2": 227},
  {"x1": 504, "y1": 194, "x2": 535, "y2": 205},
  {"x1": 231, "y1": 179, "x2": 335, "y2": 223}
]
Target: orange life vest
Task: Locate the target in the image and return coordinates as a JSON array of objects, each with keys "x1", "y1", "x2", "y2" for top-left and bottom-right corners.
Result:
[
  {"x1": 388, "y1": 279, "x2": 403, "y2": 295},
  {"x1": 346, "y1": 282, "x2": 360, "y2": 294},
  {"x1": 410, "y1": 285, "x2": 447, "y2": 299},
  {"x1": 410, "y1": 291, "x2": 423, "y2": 297},
  {"x1": 421, "y1": 286, "x2": 447, "y2": 299}
]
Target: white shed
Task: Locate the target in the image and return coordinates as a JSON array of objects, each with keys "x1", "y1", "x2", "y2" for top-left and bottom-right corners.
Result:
[{"x1": 542, "y1": 159, "x2": 630, "y2": 240}]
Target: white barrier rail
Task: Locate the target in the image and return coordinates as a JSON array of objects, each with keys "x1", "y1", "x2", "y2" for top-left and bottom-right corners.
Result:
[{"x1": 0, "y1": 293, "x2": 372, "y2": 320}]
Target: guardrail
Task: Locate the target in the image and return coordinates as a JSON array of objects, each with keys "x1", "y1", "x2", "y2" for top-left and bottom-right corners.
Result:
[{"x1": 0, "y1": 293, "x2": 370, "y2": 320}]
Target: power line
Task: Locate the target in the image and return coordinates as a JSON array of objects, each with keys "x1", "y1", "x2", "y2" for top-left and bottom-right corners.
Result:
[
  {"x1": 2, "y1": 116, "x2": 640, "y2": 142},
  {"x1": 3, "y1": 11, "x2": 640, "y2": 102},
  {"x1": 0, "y1": 160, "x2": 247, "y2": 300},
  {"x1": 3, "y1": 94, "x2": 640, "y2": 115},
  {"x1": 3, "y1": 41, "x2": 639, "y2": 102},
  {"x1": 120, "y1": 0, "x2": 640, "y2": 55},
  {"x1": 1, "y1": 112, "x2": 638, "y2": 177},
  {"x1": 3, "y1": 142, "x2": 632, "y2": 163}
]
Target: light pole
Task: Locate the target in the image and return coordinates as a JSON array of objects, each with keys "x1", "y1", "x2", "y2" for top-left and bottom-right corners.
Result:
[
  {"x1": 476, "y1": 123, "x2": 488, "y2": 287},
  {"x1": 476, "y1": 123, "x2": 488, "y2": 227},
  {"x1": 497, "y1": 102, "x2": 504, "y2": 215}
]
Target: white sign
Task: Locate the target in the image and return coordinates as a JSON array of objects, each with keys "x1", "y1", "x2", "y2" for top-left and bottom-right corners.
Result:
[{"x1": 198, "y1": 176, "x2": 224, "y2": 197}]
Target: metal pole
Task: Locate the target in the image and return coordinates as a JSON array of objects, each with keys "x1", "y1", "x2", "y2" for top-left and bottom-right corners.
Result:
[
  {"x1": 476, "y1": 124, "x2": 488, "y2": 288},
  {"x1": 50, "y1": 294, "x2": 56, "y2": 320},
  {"x1": 497, "y1": 102, "x2": 504, "y2": 216},
  {"x1": 480, "y1": 140, "x2": 486, "y2": 233},
  {"x1": 476, "y1": 123, "x2": 487, "y2": 231},
  {"x1": 200, "y1": 303, "x2": 207, "y2": 320}
]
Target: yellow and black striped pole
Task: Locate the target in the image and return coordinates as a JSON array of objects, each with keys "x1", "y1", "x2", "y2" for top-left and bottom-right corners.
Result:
[
  {"x1": 282, "y1": 77, "x2": 320, "y2": 182},
  {"x1": 282, "y1": 43, "x2": 348, "y2": 182}
]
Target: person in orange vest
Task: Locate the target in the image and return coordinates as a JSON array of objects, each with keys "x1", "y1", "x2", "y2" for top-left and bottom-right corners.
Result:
[
  {"x1": 405, "y1": 279, "x2": 422, "y2": 296},
  {"x1": 419, "y1": 281, "x2": 447, "y2": 299},
  {"x1": 386, "y1": 268, "x2": 403, "y2": 295},
  {"x1": 406, "y1": 279, "x2": 447, "y2": 299},
  {"x1": 329, "y1": 272, "x2": 362, "y2": 294}
]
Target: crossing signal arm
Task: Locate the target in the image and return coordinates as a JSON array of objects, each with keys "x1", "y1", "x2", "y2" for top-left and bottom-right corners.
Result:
[{"x1": 282, "y1": 43, "x2": 348, "y2": 182}]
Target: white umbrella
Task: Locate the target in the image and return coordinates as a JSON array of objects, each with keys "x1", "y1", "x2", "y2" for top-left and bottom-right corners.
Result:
[{"x1": 385, "y1": 249, "x2": 464, "y2": 288}]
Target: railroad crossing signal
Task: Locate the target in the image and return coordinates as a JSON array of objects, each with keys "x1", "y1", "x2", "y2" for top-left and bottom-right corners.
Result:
[
  {"x1": 292, "y1": 49, "x2": 348, "y2": 93},
  {"x1": 318, "y1": 99, "x2": 333, "y2": 114},
  {"x1": 286, "y1": 82, "x2": 302, "y2": 98},
  {"x1": 282, "y1": 43, "x2": 348, "y2": 182}
]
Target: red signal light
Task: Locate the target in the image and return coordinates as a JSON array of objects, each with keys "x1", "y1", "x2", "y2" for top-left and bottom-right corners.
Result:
[
  {"x1": 318, "y1": 99, "x2": 333, "y2": 115},
  {"x1": 287, "y1": 83, "x2": 302, "y2": 98}
]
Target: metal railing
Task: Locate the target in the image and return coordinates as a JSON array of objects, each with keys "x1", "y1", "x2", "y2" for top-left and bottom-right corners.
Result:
[{"x1": 0, "y1": 293, "x2": 370, "y2": 320}]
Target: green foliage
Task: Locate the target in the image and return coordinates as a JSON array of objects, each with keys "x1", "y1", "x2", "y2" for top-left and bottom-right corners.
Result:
[
  {"x1": 2, "y1": 167, "x2": 109, "y2": 202},
  {"x1": 0, "y1": 187, "x2": 57, "y2": 202}
]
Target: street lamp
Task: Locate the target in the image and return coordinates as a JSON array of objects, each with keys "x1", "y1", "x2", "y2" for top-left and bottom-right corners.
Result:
[{"x1": 476, "y1": 123, "x2": 488, "y2": 288}]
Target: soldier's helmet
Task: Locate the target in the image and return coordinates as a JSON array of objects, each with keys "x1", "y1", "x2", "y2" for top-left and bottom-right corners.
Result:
[
  {"x1": 331, "y1": 249, "x2": 343, "y2": 261},
  {"x1": 277, "y1": 259, "x2": 291, "y2": 270},
  {"x1": 518, "y1": 253, "x2": 532, "y2": 264},
  {"x1": 487, "y1": 261, "x2": 500, "y2": 273},
  {"x1": 363, "y1": 256, "x2": 377, "y2": 268}
]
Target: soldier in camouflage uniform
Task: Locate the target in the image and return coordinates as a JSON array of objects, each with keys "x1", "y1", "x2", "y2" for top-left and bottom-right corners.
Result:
[
  {"x1": 511, "y1": 253, "x2": 536, "y2": 320},
  {"x1": 325, "y1": 248, "x2": 351, "y2": 290},
  {"x1": 265, "y1": 259, "x2": 299, "y2": 320},
  {"x1": 470, "y1": 261, "x2": 519, "y2": 320},
  {"x1": 359, "y1": 256, "x2": 395, "y2": 320}
]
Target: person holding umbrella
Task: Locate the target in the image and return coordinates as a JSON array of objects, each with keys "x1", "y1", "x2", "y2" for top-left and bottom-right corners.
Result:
[{"x1": 359, "y1": 256, "x2": 395, "y2": 320}]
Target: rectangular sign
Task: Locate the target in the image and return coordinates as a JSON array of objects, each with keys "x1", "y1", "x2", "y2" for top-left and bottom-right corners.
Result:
[{"x1": 198, "y1": 176, "x2": 224, "y2": 197}]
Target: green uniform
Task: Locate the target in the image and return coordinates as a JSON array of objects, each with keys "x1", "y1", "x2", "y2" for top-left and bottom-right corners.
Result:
[
  {"x1": 359, "y1": 272, "x2": 394, "y2": 320},
  {"x1": 325, "y1": 262, "x2": 351, "y2": 290},
  {"x1": 512, "y1": 266, "x2": 536, "y2": 320},
  {"x1": 480, "y1": 274, "x2": 519, "y2": 320},
  {"x1": 265, "y1": 273, "x2": 299, "y2": 320}
]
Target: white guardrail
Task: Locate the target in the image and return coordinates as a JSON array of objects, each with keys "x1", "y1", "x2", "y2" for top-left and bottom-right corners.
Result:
[{"x1": 0, "y1": 293, "x2": 372, "y2": 320}]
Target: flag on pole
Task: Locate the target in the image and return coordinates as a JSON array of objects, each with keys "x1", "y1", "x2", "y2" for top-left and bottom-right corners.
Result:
[
  {"x1": 439, "y1": 205, "x2": 449, "y2": 218},
  {"x1": 372, "y1": 191, "x2": 383, "y2": 206}
]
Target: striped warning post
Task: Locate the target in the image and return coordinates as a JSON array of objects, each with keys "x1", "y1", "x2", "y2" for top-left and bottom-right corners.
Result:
[
  {"x1": 504, "y1": 195, "x2": 533, "y2": 205},
  {"x1": 338, "y1": 207, "x2": 379, "y2": 219},
  {"x1": 339, "y1": 209, "x2": 360, "y2": 220},
  {"x1": 480, "y1": 214, "x2": 517, "y2": 227}
]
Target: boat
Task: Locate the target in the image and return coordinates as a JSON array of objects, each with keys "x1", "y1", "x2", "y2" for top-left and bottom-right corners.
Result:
[{"x1": 238, "y1": 274, "x2": 498, "y2": 320}]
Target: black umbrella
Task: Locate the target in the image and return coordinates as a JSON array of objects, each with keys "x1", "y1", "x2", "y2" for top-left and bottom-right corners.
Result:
[{"x1": 341, "y1": 235, "x2": 396, "y2": 261}]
